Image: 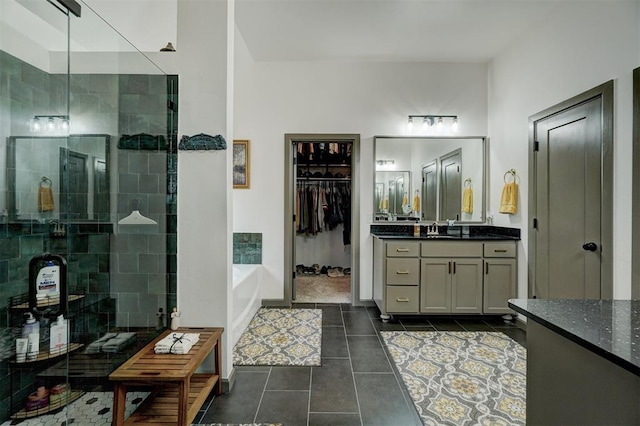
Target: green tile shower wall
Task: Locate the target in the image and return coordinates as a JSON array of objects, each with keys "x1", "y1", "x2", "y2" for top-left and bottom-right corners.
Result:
[
  {"x1": 0, "y1": 49, "x2": 178, "y2": 420},
  {"x1": 233, "y1": 233, "x2": 263, "y2": 264}
]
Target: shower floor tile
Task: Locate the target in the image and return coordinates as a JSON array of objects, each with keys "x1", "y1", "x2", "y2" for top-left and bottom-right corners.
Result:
[{"x1": 1, "y1": 391, "x2": 148, "y2": 426}]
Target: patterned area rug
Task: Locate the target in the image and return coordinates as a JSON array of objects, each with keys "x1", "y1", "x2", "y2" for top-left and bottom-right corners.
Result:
[
  {"x1": 381, "y1": 331, "x2": 526, "y2": 426},
  {"x1": 233, "y1": 308, "x2": 321, "y2": 366}
]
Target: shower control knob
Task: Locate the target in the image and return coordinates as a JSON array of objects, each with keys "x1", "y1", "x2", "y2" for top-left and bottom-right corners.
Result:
[{"x1": 582, "y1": 242, "x2": 598, "y2": 252}]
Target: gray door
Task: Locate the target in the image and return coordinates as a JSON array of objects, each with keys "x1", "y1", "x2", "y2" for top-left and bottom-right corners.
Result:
[
  {"x1": 60, "y1": 148, "x2": 88, "y2": 220},
  {"x1": 440, "y1": 149, "x2": 462, "y2": 221},
  {"x1": 422, "y1": 161, "x2": 437, "y2": 221},
  {"x1": 533, "y1": 98, "x2": 602, "y2": 299}
]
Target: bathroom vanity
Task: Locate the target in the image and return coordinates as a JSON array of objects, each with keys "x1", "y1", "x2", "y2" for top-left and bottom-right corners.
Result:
[
  {"x1": 372, "y1": 225, "x2": 519, "y2": 320},
  {"x1": 509, "y1": 299, "x2": 640, "y2": 425}
]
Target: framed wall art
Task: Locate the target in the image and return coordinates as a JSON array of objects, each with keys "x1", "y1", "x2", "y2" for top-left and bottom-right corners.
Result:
[{"x1": 233, "y1": 139, "x2": 250, "y2": 188}]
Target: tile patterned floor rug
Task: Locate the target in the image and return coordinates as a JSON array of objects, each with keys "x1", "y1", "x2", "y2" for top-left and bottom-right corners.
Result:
[
  {"x1": 381, "y1": 331, "x2": 526, "y2": 426},
  {"x1": 233, "y1": 308, "x2": 322, "y2": 366}
]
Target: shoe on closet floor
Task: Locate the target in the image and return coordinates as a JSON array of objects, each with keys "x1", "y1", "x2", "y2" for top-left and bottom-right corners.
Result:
[
  {"x1": 312, "y1": 264, "x2": 320, "y2": 274},
  {"x1": 328, "y1": 267, "x2": 344, "y2": 278}
]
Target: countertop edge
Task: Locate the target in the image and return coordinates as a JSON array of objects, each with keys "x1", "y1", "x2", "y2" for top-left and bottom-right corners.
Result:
[
  {"x1": 508, "y1": 301, "x2": 640, "y2": 377},
  {"x1": 371, "y1": 233, "x2": 520, "y2": 241}
]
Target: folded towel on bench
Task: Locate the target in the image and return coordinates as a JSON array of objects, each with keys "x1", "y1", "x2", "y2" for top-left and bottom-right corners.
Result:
[
  {"x1": 154, "y1": 332, "x2": 199, "y2": 354},
  {"x1": 101, "y1": 332, "x2": 137, "y2": 353}
]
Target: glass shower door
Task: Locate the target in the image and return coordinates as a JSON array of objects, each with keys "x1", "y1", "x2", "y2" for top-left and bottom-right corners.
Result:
[{"x1": 0, "y1": 0, "x2": 176, "y2": 423}]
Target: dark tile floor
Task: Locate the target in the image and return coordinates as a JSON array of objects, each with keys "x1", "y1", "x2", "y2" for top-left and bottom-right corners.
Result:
[{"x1": 195, "y1": 303, "x2": 526, "y2": 426}]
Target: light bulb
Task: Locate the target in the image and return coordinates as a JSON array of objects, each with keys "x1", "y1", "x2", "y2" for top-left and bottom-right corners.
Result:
[
  {"x1": 437, "y1": 117, "x2": 444, "y2": 129},
  {"x1": 60, "y1": 119, "x2": 70, "y2": 133},
  {"x1": 407, "y1": 117, "x2": 414, "y2": 132},
  {"x1": 422, "y1": 117, "x2": 430, "y2": 130},
  {"x1": 32, "y1": 118, "x2": 41, "y2": 132},
  {"x1": 452, "y1": 117, "x2": 459, "y2": 132},
  {"x1": 46, "y1": 117, "x2": 55, "y2": 132}
]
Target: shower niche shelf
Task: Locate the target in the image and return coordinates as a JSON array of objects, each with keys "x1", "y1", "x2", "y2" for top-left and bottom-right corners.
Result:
[
  {"x1": 10, "y1": 390, "x2": 84, "y2": 420},
  {"x1": 9, "y1": 343, "x2": 84, "y2": 364},
  {"x1": 9, "y1": 294, "x2": 86, "y2": 309}
]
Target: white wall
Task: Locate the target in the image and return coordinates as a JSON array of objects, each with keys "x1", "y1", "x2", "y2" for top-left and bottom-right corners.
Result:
[
  {"x1": 488, "y1": 1, "x2": 640, "y2": 300},
  {"x1": 233, "y1": 59, "x2": 488, "y2": 300}
]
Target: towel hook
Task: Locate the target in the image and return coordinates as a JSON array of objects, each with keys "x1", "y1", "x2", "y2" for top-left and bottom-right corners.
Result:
[
  {"x1": 40, "y1": 176, "x2": 52, "y2": 187},
  {"x1": 503, "y1": 169, "x2": 519, "y2": 184},
  {"x1": 464, "y1": 178, "x2": 472, "y2": 188}
]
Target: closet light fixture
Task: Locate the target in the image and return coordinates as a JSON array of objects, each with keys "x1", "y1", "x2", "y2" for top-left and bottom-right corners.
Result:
[
  {"x1": 376, "y1": 160, "x2": 395, "y2": 166},
  {"x1": 407, "y1": 115, "x2": 459, "y2": 133},
  {"x1": 30, "y1": 115, "x2": 70, "y2": 134}
]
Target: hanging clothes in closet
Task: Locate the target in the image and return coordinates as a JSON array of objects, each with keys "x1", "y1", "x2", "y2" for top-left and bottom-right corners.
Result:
[{"x1": 296, "y1": 181, "x2": 351, "y2": 245}]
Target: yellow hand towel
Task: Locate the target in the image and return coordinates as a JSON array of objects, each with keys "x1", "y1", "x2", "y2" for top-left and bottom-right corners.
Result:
[
  {"x1": 402, "y1": 193, "x2": 408, "y2": 207},
  {"x1": 412, "y1": 194, "x2": 420, "y2": 212},
  {"x1": 499, "y1": 182, "x2": 518, "y2": 214},
  {"x1": 38, "y1": 186, "x2": 55, "y2": 212},
  {"x1": 382, "y1": 197, "x2": 389, "y2": 211},
  {"x1": 462, "y1": 187, "x2": 473, "y2": 213}
]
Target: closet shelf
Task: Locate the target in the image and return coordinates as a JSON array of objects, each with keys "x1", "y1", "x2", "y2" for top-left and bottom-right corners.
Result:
[{"x1": 296, "y1": 177, "x2": 351, "y2": 182}]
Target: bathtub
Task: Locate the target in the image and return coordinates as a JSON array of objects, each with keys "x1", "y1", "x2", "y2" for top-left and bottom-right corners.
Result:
[{"x1": 232, "y1": 264, "x2": 262, "y2": 348}]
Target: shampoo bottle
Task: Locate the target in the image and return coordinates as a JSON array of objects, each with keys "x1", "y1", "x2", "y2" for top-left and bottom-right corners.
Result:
[
  {"x1": 36, "y1": 260, "x2": 59, "y2": 300},
  {"x1": 22, "y1": 313, "x2": 40, "y2": 361},
  {"x1": 49, "y1": 315, "x2": 68, "y2": 355}
]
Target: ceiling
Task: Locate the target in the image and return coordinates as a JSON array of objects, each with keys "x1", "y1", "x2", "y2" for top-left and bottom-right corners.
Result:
[{"x1": 234, "y1": 0, "x2": 566, "y2": 63}]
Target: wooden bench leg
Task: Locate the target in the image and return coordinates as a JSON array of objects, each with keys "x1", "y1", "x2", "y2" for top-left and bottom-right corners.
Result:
[{"x1": 112, "y1": 383, "x2": 126, "y2": 426}]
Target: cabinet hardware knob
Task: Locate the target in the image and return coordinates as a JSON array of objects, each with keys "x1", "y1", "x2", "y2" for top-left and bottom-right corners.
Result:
[
  {"x1": 396, "y1": 270, "x2": 410, "y2": 275},
  {"x1": 396, "y1": 298, "x2": 409, "y2": 302}
]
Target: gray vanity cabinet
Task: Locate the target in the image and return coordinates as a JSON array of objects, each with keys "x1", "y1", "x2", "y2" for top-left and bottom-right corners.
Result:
[
  {"x1": 373, "y1": 237, "x2": 516, "y2": 320},
  {"x1": 483, "y1": 242, "x2": 517, "y2": 314},
  {"x1": 420, "y1": 242, "x2": 483, "y2": 314}
]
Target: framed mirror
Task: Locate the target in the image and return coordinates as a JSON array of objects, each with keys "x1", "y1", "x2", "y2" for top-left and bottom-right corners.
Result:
[
  {"x1": 7, "y1": 134, "x2": 111, "y2": 222},
  {"x1": 374, "y1": 170, "x2": 411, "y2": 220},
  {"x1": 374, "y1": 136, "x2": 486, "y2": 223}
]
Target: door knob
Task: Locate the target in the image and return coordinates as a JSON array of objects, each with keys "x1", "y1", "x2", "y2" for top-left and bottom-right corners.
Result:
[{"x1": 582, "y1": 242, "x2": 598, "y2": 252}]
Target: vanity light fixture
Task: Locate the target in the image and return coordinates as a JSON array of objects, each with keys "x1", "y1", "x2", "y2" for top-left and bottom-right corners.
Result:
[
  {"x1": 376, "y1": 160, "x2": 395, "y2": 166},
  {"x1": 407, "y1": 115, "x2": 459, "y2": 133},
  {"x1": 30, "y1": 115, "x2": 70, "y2": 134}
]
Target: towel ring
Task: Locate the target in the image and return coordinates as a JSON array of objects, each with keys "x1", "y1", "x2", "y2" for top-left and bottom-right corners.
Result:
[
  {"x1": 40, "y1": 176, "x2": 52, "y2": 188},
  {"x1": 503, "y1": 169, "x2": 519, "y2": 184},
  {"x1": 464, "y1": 178, "x2": 472, "y2": 188}
]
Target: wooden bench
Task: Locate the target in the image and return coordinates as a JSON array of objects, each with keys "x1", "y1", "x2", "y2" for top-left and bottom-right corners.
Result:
[{"x1": 109, "y1": 327, "x2": 223, "y2": 425}]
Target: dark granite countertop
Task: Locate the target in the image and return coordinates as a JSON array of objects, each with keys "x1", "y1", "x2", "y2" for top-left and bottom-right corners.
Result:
[
  {"x1": 508, "y1": 299, "x2": 640, "y2": 376},
  {"x1": 370, "y1": 224, "x2": 520, "y2": 241}
]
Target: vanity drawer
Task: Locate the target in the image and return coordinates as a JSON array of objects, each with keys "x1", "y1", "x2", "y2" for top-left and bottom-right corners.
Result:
[
  {"x1": 421, "y1": 241, "x2": 483, "y2": 257},
  {"x1": 386, "y1": 286, "x2": 419, "y2": 313},
  {"x1": 386, "y1": 242, "x2": 420, "y2": 257},
  {"x1": 386, "y1": 258, "x2": 419, "y2": 285},
  {"x1": 484, "y1": 242, "x2": 516, "y2": 258}
]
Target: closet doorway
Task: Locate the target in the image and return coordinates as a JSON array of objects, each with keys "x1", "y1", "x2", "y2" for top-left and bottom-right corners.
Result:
[{"x1": 284, "y1": 134, "x2": 360, "y2": 305}]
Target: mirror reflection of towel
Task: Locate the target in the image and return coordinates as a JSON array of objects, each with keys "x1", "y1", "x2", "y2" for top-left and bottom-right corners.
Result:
[
  {"x1": 462, "y1": 188, "x2": 473, "y2": 213},
  {"x1": 38, "y1": 186, "x2": 55, "y2": 212},
  {"x1": 499, "y1": 182, "x2": 518, "y2": 214},
  {"x1": 412, "y1": 194, "x2": 420, "y2": 212}
]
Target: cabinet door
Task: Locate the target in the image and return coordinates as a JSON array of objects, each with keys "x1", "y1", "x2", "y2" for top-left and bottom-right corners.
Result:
[
  {"x1": 420, "y1": 258, "x2": 451, "y2": 313},
  {"x1": 451, "y1": 258, "x2": 483, "y2": 314},
  {"x1": 483, "y1": 259, "x2": 516, "y2": 314}
]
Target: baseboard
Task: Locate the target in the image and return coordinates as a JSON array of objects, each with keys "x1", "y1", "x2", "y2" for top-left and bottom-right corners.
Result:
[
  {"x1": 222, "y1": 366, "x2": 237, "y2": 393},
  {"x1": 514, "y1": 316, "x2": 527, "y2": 331},
  {"x1": 354, "y1": 298, "x2": 375, "y2": 307},
  {"x1": 261, "y1": 298, "x2": 290, "y2": 307}
]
